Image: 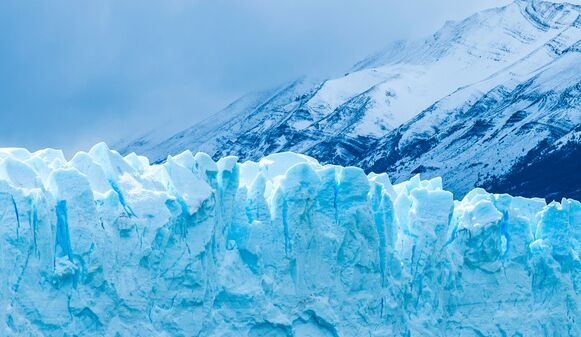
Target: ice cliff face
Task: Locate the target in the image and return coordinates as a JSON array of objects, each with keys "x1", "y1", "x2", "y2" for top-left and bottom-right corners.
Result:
[
  {"x1": 119, "y1": 0, "x2": 581, "y2": 201},
  {"x1": 0, "y1": 144, "x2": 579, "y2": 336}
]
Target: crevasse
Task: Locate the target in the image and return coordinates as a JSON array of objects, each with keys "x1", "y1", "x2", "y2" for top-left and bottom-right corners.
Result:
[{"x1": 0, "y1": 143, "x2": 579, "y2": 337}]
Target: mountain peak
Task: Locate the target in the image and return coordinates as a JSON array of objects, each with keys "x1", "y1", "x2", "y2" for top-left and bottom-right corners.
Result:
[
  {"x1": 120, "y1": 0, "x2": 581, "y2": 200},
  {"x1": 517, "y1": 0, "x2": 580, "y2": 29}
]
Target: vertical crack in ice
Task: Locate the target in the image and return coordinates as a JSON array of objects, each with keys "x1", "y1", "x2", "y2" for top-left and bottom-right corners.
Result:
[
  {"x1": 500, "y1": 210, "x2": 511, "y2": 259},
  {"x1": 27, "y1": 196, "x2": 39, "y2": 257},
  {"x1": 282, "y1": 195, "x2": 291, "y2": 257},
  {"x1": 54, "y1": 200, "x2": 72, "y2": 261},
  {"x1": 10, "y1": 195, "x2": 20, "y2": 239},
  {"x1": 109, "y1": 179, "x2": 136, "y2": 218},
  {"x1": 443, "y1": 219, "x2": 459, "y2": 248},
  {"x1": 333, "y1": 178, "x2": 339, "y2": 227}
]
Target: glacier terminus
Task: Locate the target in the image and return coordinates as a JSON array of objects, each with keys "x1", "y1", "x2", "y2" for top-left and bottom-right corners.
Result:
[{"x1": 0, "y1": 143, "x2": 579, "y2": 336}]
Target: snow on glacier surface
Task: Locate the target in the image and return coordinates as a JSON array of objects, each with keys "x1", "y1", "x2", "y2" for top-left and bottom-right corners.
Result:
[{"x1": 0, "y1": 143, "x2": 579, "y2": 337}]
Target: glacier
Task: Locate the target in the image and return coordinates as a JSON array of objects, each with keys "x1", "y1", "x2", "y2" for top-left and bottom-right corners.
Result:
[{"x1": 0, "y1": 143, "x2": 579, "y2": 336}]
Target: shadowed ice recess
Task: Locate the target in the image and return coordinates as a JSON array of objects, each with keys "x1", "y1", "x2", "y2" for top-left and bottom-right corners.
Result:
[{"x1": 0, "y1": 143, "x2": 579, "y2": 336}]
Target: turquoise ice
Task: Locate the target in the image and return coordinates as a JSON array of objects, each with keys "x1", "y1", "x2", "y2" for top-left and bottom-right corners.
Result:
[{"x1": 0, "y1": 143, "x2": 579, "y2": 336}]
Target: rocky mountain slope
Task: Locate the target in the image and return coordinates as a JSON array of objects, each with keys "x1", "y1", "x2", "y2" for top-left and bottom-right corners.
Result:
[{"x1": 120, "y1": 0, "x2": 581, "y2": 200}]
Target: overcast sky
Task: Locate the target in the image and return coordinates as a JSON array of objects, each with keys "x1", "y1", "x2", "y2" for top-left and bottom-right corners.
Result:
[{"x1": 0, "y1": 0, "x2": 512, "y2": 155}]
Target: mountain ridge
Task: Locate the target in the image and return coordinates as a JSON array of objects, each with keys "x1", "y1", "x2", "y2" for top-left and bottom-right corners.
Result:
[{"x1": 119, "y1": 0, "x2": 581, "y2": 200}]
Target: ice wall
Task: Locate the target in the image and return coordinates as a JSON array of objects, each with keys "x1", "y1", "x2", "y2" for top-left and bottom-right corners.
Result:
[{"x1": 0, "y1": 143, "x2": 579, "y2": 337}]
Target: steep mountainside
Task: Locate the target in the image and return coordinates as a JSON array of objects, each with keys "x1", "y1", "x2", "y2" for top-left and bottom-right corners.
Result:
[
  {"x1": 120, "y1": 0, "x2": 581, "y2": 200},
  {"x1": 364, "y1": 49, "x2": 581, "y2": 199}
]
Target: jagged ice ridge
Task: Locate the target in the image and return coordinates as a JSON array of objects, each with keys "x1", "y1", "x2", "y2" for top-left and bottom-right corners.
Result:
[{"x1": 0, "y1": 143, "x2": 579, "y2": 336}]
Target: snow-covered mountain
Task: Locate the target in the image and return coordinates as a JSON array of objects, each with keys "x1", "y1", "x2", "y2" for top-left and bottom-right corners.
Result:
[
  {"x1": 120, "y1": 0, "x2": 581, "y2": 200},
  {"x1": 364, "y1": 49, "x2": 581, "y2": 199},
  {"x1": 1, "y1": 144, "x2": 580, "y2": 336}
]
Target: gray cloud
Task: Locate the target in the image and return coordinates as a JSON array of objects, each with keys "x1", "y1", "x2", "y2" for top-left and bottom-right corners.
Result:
[{"x1": 0, "y1": 0, "x2": 510, "y2": 156}]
